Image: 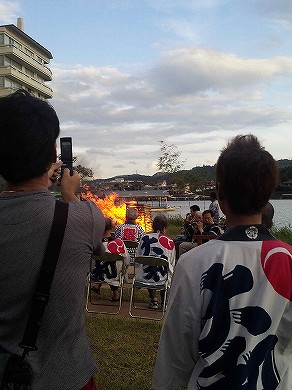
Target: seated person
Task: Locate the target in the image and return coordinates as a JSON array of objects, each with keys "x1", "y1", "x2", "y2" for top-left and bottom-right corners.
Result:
[
  {"x1": 173, "y1": 204, "x2": 200, "y2": 259},
  {"x1": 135, "y1": 214, "x2": 176, "y2": 310},
  {"x1": 178, "y1": 209, "x2": 222, "y2": 257},
  {"x1": 114, "y1": 207, "x2": 145, "y2": 241},
  {"x1": 91, "y1": 218, "x2": 130, "y2": 301},
  {"x1": 114, "y1": 207, "x2": 145, "y2": 261}
]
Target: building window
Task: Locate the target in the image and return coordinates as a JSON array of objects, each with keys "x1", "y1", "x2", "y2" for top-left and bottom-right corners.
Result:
[
  {"x1": 11, "y1": 59, "x2": 22, "y2": 71},
  {"x1": 0, "y1": 55, "x2": 4, "y2": 66},
  {"x1": 0, "y1": 76, "x2": 4, "y2": 87},
  {"x1": 4, "y1": 77, "x2": 22, "y2": 89},
  {"x1": 25, "y1": 67, "x2": 34, "y2": 77},
  {"x1": 36, "y1": 74, "x2": 44, "y2": 83}
]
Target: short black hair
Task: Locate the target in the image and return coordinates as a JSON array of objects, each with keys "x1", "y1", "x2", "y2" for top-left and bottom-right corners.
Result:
[
  {"x1": 216, "y1": 134, "x2": 278, "y2": 215},
  {"x1": 104, "y1": 217, "x2": 114, "y2": 232},
  {"x1": 210, "y1": 191, "x2": 217, "y2": 200},
  {"x1": 190, "y1": 205, "x2": 200, "y2": 212},
  {"x1": 203, "y1": 209, "x2": 214, "y2": 218},
  {"x1": 0, "y1": 90, "x2": 60, "y2": 182}
]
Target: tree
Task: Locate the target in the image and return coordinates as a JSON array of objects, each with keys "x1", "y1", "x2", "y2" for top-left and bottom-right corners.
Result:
[
  {"x1": 174, "y1": 171, "x2": 204, "y2": 193},
  {"x1": 57, "y1": 155, "x2": 94, "y2": 179},
  {"x1": 0, "y1": 175, "x2": 6, "y2": 192},
  {"x1": 157, "y1": 141, "x2": 185, "y2": 174},
  {"x1": 72, "y1": 157, "x2": 94, "y2": 179}
]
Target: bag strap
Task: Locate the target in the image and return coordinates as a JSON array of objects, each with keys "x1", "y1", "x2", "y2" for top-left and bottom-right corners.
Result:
[{"x1": 19, "y1": 200, "x2": 69, "y2": 357}]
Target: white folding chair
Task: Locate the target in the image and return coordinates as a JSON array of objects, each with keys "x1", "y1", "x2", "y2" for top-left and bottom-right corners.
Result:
[
  {"x1": 129, "y1": 256, "x2": 169, "y2": 321},
  {"x1": 86, "y1": 252, "x2": 125, "y2": 315}
]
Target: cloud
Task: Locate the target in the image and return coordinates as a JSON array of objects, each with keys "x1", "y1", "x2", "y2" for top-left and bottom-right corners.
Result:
[
  {"x1": 254, "y1": 0, "x2": 292, "y2": 27},
  {"x1": 160, "y1": 18, "x2": 199, "y2": 41},
  {"x1": 0, "y1": 0, "x2": 21, "y2": 23},
  {"x1": 148, "y1": 0, "x2": 221, "y2": 12},
  {"x1": 50, "y1": 46, "x2": 292, "y2": 178},
  {"x1": 148, "y1": 47, "x2": 292, "y2": 96}
]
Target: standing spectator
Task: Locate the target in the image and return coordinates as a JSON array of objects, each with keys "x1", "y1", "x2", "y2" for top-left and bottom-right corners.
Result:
[
  {"x1": 0, "y1": 90, "x2": 105, "y2": 390},
  {"x1": 209, "y1": 191, "x2": 220, "y2": 224},
  {"x1": 153, "y1": 134, "x2": 292, "y2": 390},
  {"x1": 135, "y1": 215, "x2": 176, "y2": 309}
]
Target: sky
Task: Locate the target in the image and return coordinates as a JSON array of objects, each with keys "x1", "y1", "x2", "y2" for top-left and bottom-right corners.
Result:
[{"x1": 1, "y1": 0, "x2": 292, "y2": 179}]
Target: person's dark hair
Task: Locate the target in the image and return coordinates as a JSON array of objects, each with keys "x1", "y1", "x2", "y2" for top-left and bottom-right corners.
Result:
[
  {"x1": 210, "y1": 191, "x2": 217, "y2": 201},
  {"x1": 262, "y1": 202, "x2": 274, "y2": 229},
  {"x1": 216, "y1": 134, "x2": 279, "y2": 215},
  {"x1": 152, "y1": 214, "x2": 168, "y2": 233},
  {"x1": 0, "y1": 90, "x2": 60, "y2": 182},
  {"x1": 104, "y1": 217, "x2": 114, "y2": 232},
  {"x1": 203, "y1": 209, "x2": 214, "y2": 218},
  {"x1": 190, "y1": 205, "x2": 200, "y2": 212}
]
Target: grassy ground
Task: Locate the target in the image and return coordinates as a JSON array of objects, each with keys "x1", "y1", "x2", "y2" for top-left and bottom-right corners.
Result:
[
  {"x1": 166, "y1": 215, "x2": 183, "y2": 238},
  {"x1": 272, "y1": 225, "x2": 292, "y2": 245},
  {"x1": 87, "y1": 314, "x2": 163, "y2": 390}
]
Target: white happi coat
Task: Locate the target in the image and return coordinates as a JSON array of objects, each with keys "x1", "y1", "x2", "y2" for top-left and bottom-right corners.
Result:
[
  {"x1": 135, "y1": 232, "x2": 176, "y2": 287},
  {"x1": 152, "y1": 225, "x2": 292, "y2": 390}
]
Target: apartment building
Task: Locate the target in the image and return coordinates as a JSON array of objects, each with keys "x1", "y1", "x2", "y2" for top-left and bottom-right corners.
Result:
[{"x1": 0, "y1": 18, "x2": 53, "y2": 99}]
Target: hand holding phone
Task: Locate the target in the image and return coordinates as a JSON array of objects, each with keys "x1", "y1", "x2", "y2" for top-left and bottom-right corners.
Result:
[{"x1": 60, "y1": 137, "x2": 73, "y2": 176}]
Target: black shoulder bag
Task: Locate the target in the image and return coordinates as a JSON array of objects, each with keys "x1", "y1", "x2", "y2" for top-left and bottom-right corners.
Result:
[{"x1": 0, "y1": 200, "x2": 69, "y2": 390}]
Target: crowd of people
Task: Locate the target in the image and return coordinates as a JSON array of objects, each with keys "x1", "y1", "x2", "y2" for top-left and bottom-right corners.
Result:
[{"x1": 0, "y1": 90, "x2": 291, "y2": 390}]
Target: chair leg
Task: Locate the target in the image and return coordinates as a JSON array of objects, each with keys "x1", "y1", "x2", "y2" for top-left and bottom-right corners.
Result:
[
  {"x1": 129, "y1": 284, "x2": 167, "y2": 321},
  {"x1": 86, "y1": 277, "x2": 124, "y2": 315}
]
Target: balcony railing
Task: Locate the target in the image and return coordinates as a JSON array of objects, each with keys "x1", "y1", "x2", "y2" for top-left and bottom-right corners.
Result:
[
  {"x1": 1, "y1": 66, "x2": 53, "y2": 98},
  {"x1": 0, "y1": 44, "x2": 52, "y2": 81}
]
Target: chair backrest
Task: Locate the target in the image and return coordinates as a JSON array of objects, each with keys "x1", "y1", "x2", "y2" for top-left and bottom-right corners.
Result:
[
  {"x1": 123, "y1": 240, "x2": 139, "y2": 249},
  {"x1": 135, "y1": 256, "x2": 169, "y2": 267},
  {"x1": 91, "y1": 252, "x2": 124, "y2": 263},
  {"x1": 192, "y1": 234, "x2": 217, "y2": 246}
]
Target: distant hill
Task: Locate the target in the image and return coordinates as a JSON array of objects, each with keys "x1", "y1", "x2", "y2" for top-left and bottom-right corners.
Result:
[
  {"x1": 277, "y1": 159, "x2": 292, "y2": 167},
  {"x1": 98, "y1": 159, "x2": 292, "y2": 183}
]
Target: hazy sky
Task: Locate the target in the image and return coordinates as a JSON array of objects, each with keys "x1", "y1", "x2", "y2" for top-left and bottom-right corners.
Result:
[{"x1": 1, "y1": 0, "x2": 292, "y2": 178}]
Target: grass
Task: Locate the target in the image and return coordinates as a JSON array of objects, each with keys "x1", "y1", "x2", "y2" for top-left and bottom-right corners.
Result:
[
  {"x1": 271, "y1": 225, "x2": 292, "y2": 245},
  {"x1": 166, "y1": 215, "x2": 183, "y2": 238},
  {"x1": 87, "y1": 314, "x2": 162, "y2": 390}
]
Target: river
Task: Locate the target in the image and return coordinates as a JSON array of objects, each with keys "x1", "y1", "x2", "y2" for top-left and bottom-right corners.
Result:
[{"x1": 162, "y1": 199, "x2": 292, "y2": 228}]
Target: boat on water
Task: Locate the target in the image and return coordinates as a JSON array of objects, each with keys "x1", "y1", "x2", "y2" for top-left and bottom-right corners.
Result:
[
  {"x1": 114, "y1": 190, "x2": 177, "y2": 212},
  {"x1": 151, "y1": 206, "x2": 177, "y2": 212}
]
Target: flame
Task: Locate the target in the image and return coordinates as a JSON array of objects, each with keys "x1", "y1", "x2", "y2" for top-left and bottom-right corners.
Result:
[{"x1": 81, "y1": 186, "x2": 152, "y2": 232}]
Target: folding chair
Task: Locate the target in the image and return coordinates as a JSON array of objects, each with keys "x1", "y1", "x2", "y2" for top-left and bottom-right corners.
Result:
[
  {"x1": 86, "y1": 252, "x2": 125, "y2": 315},
  {"x1": 123, "y1": 240, "x2": 139, "y2": 282},
  {"x1": 123, "y1": 240, "x2": 139, "y2": 262},
  {"x1": 129, "y1": 256, "x2": 169, "y2": 321}
]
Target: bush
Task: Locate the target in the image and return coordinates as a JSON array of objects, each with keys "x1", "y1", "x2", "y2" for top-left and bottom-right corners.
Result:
[{"x1": 271, "y1": 226, "x2": 292, "y2": 245}]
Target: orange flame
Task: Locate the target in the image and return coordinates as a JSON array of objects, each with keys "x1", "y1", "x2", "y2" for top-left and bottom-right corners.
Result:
[{"x1": 80, "y1": 186, "x2": 152, "y2": 231}]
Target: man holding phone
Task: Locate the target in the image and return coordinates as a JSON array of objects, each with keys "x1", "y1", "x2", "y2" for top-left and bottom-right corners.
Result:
[{"x1": 0, "y1": 90, "x2": 105, "y2": 390}]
